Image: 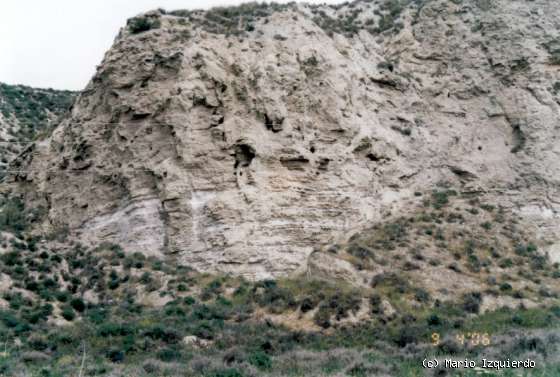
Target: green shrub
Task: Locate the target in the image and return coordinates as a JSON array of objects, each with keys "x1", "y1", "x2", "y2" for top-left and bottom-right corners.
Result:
[
  {"x1": 0, "y1": 358, "x2": 11, "y2": 375},
  {"x1": 128, "y1": 16, "x2": 161, "y2": 34},
  {"x1": 201, "y1": 278, "x2": 223, "y2": 300},
  {"x1": 1, "y1": 251, "x2": 21, "y2": 266},
  {"x1": 254, "y1": 281, "x2": 296, "y2": 313},
  {"x1": 431, "y1": 190, "x2": 457, "y2": 209},
  {"x1": 371, "y1": 272, "x2": 410, "y2": 293},
  {"x1": 311, "y1": 288, "x2": 362, "y2": 328},
  {"x1": 549, "y1": 50, "x2": 560, "y2": 65},
  {"x1": 164, "y1": 304, "x2": 186, "y2": 317},
  {"x1": 499, "y1": 258, "x2": 513, "y2": 268},
  {"x1": 312, "y1": 8, "x2": 364, "y2": 38},
  {"x1": 313, "y1": 306, "x2": 331, "y2": 328},
  {"x1": 481, "y1": 221, "x2": 492, "y2": 230},
  {"x1": 106, "y1": 348, "x2": 125, "y2": 363},
  {"x1": 530, "y1": 254, "x2": 547, "y2": 271},
  {"x1": 499, "y1": 282, "x2": 512, "y2": 292},
  {"x1": 55, "y1": 291, "x2": 70, "y2": 302},
  {"x1": 61, "y1": 306, "x2": 75, "y2": 321},
  {"x1": 190, "y1": 304, "x2": 226, "y2": 321},
  {"x1": 479, "y1": 204, "x2": 495, "y2": 212},
  {"x1": 143, "y1": 325, "x2": 181, "y2": 343},
  {"x1": 467, "y1": 254, "x2": 481, "y2": 273},
  {"x1": 70, "y1": 298, "x2": 85, "y2": 312},
  {"x1": 462, "y1": 292, "x2": 482, "y2": 314},
  {"x1": 414, "y1": 288, "x2": 430, "y2": 303},
  {"x1": 4, "y1": 292, "x2": 32, "y2": 310},
  {"x1": 98, "y1": 322, "x2": 134, "y2": 337},
  {"x1": 248, "y1": 350, "x2": 272, "y2": 370},
  {"x1": 157, "y1": 347, "x2": 181, "y2": 362},
  {"x1": 347, "y1": 363, "x2": 369, "y2": 377},
  {"x1": 0, "y1": 310, "x2": 20, "y2": 327},
  {"x1": 347, "y1": 244, "x2": 374, "y2": 259},
  {"x1": 211, "y1": 369, "x2": 245, "y2": 377},
  {"x1": 0, "y1": 197, "x2": 27, "y2": 234},
  {"x1": 427, "y1": 314, "x2": 442, "y2": 326},
  {"x1": 370, "y1": 294, "x2": 383, "y2": 315},
  {"x1": 188, "y1": 321, "x2": 214, "y2": 341},
  {"x1": 394, "y1": 325, "x2": 423, "y2": 347},
  {"x1": 88, "y1": 307, "x2": 109, "y2": 324},
  {"x1": 300, "y1": 296, "x2": 319, "y2": 312},
  {"x1": 27, "y1": 335, "x2": 48, "y2": 351}
]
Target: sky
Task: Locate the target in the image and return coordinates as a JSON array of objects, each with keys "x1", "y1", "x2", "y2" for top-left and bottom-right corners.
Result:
[{"x1": 1, "y1": 0, "x2": 344, "y2": 91}]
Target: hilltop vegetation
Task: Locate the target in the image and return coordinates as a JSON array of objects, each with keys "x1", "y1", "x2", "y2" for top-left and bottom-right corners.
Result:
[{"x1": 129, "y1": 0, "x2": 422, "y2": 39}]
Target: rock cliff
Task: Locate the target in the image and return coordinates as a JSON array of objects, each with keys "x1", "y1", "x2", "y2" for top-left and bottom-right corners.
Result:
[{"x1": 5, "y1": 0, "x2": 560, "y2": 279}]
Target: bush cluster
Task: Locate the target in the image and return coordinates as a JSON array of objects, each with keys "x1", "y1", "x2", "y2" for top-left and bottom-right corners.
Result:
[
  {"x1": 0, "y1": 197, "x2": 27, "y2": 235},
  {"x1": 170, "y1": 2, "x2": 292, "y2": 36},
  {"x1": 128, "y1": 16, "x2": 161, "y2": 34},
  {"x1": 0, "y1": 83, "x2": 74, "y2": 140}
]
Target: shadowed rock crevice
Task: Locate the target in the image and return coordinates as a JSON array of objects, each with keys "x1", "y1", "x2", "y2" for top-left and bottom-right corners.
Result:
[
  {"x1": 280, "y1": 156, "x2": 310, "y2": 171},
  {"x1": 234, "y1": 144, "x2": 255, "y2": 169},
  {"x1": 509, "y1": 120, "x2": 526, "y2": 154},
  {"x1": 264, "y1": 113, "x2": 284, "y2": 133}
]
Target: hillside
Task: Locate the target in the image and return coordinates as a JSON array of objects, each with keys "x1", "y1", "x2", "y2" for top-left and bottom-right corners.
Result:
[
  {"x1": 1, "y1": 0, "x2": 560, "y2": 376},
  {"x1": 0, "y1": 83, "x2": 75, "y2": 177}
]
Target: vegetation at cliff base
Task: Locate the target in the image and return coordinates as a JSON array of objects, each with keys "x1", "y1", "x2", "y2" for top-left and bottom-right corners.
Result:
[{"x1": 0, "y1": 191, "x2": 559, "y2": 376}]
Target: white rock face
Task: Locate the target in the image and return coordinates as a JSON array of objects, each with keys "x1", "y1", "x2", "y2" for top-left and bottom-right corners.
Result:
[
  {"x1": 6, "y1": 0, "x2": 560, "y2": 279},
  {"x1": 78, "y1": 198, "x2": 166, "y2": 257},
  {"x1": 182, "y1": 335, "x2": 211, "y2": 349}
]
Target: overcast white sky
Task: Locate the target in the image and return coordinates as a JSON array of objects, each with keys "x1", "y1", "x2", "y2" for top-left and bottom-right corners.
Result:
[{"x1": 1, "y1": 0, "x2": 343, "y2": 91}]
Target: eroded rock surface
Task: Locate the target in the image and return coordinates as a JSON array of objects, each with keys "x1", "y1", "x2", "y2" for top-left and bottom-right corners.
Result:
[{"x1": 5, "y1": 0, "x2": 560, "y2": 279}]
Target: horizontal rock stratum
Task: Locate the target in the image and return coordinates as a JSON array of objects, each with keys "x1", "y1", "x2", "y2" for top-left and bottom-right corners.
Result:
[{"x1": 5, "y1": 0, "x2": 560, "y2": 279}]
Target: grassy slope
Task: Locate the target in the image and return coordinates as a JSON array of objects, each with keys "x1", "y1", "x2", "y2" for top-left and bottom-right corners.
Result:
[{"x1": 0, "y1": 188, "x2": 559, "y2": 376}]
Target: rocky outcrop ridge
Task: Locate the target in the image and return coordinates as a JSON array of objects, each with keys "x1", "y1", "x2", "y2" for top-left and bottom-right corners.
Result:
[{"x1": 5, "y1": 0, "x2": 560, "y2": 279}]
